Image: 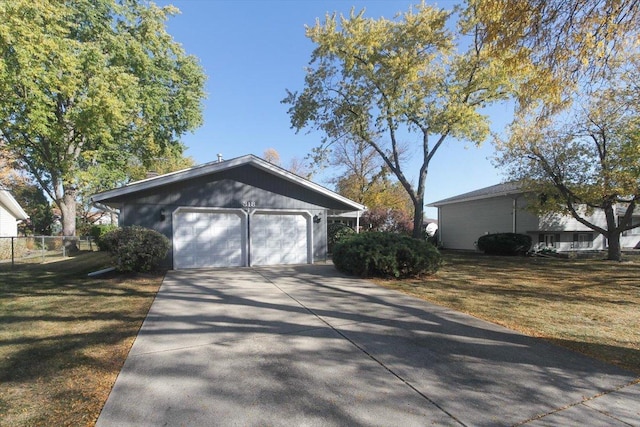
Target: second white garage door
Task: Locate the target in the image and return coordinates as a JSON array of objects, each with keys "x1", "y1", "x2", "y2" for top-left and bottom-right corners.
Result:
[{"x1": 251, "y1": 213, "x2": 309, "y2": 266}]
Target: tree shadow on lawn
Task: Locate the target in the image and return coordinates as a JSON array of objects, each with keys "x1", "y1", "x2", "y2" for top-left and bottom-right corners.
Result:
[{"x1": 0, "y1": 252, "x2": 164, "y2": 426}]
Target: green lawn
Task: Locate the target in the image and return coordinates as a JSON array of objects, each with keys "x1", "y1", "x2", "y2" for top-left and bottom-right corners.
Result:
[
  {"x1": 376, "y1": 250, "x2": 640, "y2": 374},
  {"x1": 0, "y1": 252, "x2": 164, "y2": 426}
]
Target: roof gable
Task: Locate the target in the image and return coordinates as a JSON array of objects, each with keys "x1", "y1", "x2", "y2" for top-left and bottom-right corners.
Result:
[
  {"x1": 91, "y1": 154, "x2": 365, "y2": 211},
  {"x1": 428, "y1": 182, "x2": 523, "y2": 207}
]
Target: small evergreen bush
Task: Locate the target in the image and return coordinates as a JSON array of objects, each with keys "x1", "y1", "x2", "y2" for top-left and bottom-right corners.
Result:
[
  {"x1": 89, "y1": 224, "x2": 118, "y2": 251},
  {"x1": 101, "y1": 226, "x2": 169, "y2": 272},
  {"x1": 332, "y1": 232, "x2": 443, "y2": 278},
  {"x1": 476, "y1": 232, "x2": 532, "y2": 255}
]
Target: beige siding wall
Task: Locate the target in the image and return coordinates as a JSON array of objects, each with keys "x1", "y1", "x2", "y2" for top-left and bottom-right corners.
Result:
[
  {"x1": 538, "y1": 208, "x2": 605, "y2": 231},
  {"x1": 439, "y1": 194, "x2": 640, "y2": 252},
  {"x1": 0, "y1": 205, "x2": 18, "y2": 237},
  {"x1": 439, "y1": 196, "x2": 537, "y2": 250}
]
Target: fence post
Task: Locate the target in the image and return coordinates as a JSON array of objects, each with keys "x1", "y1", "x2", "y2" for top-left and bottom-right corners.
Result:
[
  {"x1": 41, "y1": 236, "x2": 45, "y2": 263},
  {"x1": 11, "y1": 237, "x2": 15, "y2": 268}
]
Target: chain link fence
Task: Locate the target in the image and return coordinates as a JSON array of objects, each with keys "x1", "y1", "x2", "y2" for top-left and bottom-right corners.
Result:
[{"x1": 0, "y1": 236, "x2": 96, "y2": 266}]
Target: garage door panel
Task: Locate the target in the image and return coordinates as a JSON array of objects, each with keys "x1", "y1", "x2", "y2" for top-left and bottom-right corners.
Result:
[
  {"x1": 251, "y1": 213, "x2": 309, "y2": 266},
  {"x1": 174, "y1": 211, "x2": 244, "y2": 269}
]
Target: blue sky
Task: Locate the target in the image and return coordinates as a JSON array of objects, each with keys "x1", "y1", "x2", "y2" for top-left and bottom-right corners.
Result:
[{"x1": 156, "y1": 0, "x2": 513, "y2": 217}]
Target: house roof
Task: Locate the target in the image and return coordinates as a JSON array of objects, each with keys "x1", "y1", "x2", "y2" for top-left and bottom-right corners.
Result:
[
  {"x1": 91, "y1": 154, "x2": 366, "y2": 211},
  {"x1": 0, "y1": 190, "x2": 29, "y2": 220},
  {"x1": 427, "y1": 182, "x2": 523, "y2": 207}
]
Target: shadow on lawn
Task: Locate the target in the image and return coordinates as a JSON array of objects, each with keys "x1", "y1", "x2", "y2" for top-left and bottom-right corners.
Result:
[
  {"x1": 0, "y1": 251, "x2": 163, "y2": 383},
  {"x1": 545, "y1": 338, "x2": 640, "y2": 375}
]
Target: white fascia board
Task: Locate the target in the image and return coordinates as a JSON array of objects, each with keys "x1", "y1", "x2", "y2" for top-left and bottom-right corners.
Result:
[
  {"x1": 428, "y1": 191, "x2": 523, "y2": 207},
  {"x1": 0, "y1": 190, "x2": 29, "y2": 220}
]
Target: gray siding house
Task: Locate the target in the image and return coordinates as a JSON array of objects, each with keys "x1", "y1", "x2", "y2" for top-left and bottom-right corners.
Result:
[
  {"x1": 92, "y1": 155, "x2": 365, "y2": 269},
  {"x1": 429, "y1": 182, "x2": 640, "y2": 252}
]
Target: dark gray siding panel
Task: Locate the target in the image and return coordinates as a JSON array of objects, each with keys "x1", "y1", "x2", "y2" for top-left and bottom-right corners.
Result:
[
  {"x1": 110, "y1": 165, "x2": 348, "y2": 211},
  {"x1": 116, "y1": 168, "x2": 334, "y2": 267}
]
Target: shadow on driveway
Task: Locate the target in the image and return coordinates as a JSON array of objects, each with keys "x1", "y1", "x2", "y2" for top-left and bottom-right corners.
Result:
[{"x1": 97, "y1": 264, "x2": 640, "y2": 427}]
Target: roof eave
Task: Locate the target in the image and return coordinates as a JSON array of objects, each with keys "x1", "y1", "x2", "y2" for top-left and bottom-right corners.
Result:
[
  {"x1": 0, "y1": 190, "x2": 29, "y2": 220},
  {"x1": 428, "y1": 189, "x2": 525, "y2": 207}
]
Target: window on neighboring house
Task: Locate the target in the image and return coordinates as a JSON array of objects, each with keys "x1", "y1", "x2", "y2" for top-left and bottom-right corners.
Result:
[
  {"x1": 621, "y1": 216, "x2": 640, "y2": 236},
  {"x1": 539, "y1": 233, "x2": 561, "y2": 248},
  {"x1": 572, "y1": 232, "x2": 593, "y2": 249}
]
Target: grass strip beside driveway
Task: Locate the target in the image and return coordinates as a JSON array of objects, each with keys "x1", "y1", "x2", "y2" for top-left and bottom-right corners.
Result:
[
  {"x1": 376, "y1": 251, "x2": 640, "y2": 375},
  {"x1": 0, "y1": 252, "x2": 163, "y2": 427}
]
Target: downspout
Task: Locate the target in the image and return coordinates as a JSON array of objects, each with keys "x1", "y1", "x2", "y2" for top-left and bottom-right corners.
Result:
[
  {"x1": 512, "y1": 196, "x2": 518, "y2": 233},
  {"x1": 438, "y1": 206, "x2": 442, "y2": 246},
  {"x1": 356, "y1": 210, "x2": 361, "y2": 233}
]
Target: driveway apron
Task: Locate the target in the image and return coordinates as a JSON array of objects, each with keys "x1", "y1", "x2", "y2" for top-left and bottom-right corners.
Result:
[{"x1": 96, "y1": 264, "x2": 639, "y2": 427}]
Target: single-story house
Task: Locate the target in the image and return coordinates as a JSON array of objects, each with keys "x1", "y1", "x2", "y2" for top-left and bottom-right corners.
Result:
[
  {"x1": 0, "y1": 190, "x2": 29, "y2": 237},
  {"x1": 428, "y1": 182, "x2": 640, "y2": 252},
  {"x1": 91, "y1": 154, "x2": 365, "y2": 269}
]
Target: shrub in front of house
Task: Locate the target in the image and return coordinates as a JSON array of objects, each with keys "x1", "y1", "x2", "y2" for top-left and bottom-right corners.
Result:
[
  {"x1": 89, "y1": 224, "x2": 118, "y2": 251},
  {"x1": 101, "y1": 226, "x2": 169, "y2": 272},
  {"x1": 476, "y1": 232, "x2": 532, "y2": 255},
  {"x1": 327, "y1": 222, "x2": 356, "y2": 253},
  {"x1": 332, "y1": 231, "x2": 443, "y2": 278}
]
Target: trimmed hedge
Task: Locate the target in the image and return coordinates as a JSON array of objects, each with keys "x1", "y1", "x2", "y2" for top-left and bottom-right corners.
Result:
[
  {"x1": 332, "y1": 232, "x2": 443, "y2": 278},
  {"x1": 101, "y1": 226, "x2": 170, "y2": 272},
  {"x1": 476, "y1": 232, "x2": 532, "y2": 255}
]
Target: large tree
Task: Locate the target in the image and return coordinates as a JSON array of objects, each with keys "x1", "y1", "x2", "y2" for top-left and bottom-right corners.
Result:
[
  {"x1": 0, "y1": 0, "x2": 206, "y2": 241},
  {"x1": 476, "y1": 0, "x2": 640, "y2": 260},
  {"x1": 495, "y1": 58, "x2": 640, "y2": 261},
  {"x1": 470, "y1": 0, "x2": 639, "y2": 109},
  {"x1": 284, "y1": 3, "x2": 513, "y2": 238}
]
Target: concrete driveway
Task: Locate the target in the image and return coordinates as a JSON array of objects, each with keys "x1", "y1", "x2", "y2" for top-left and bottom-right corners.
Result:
[{"x1": 97, "y1": 264, "x2": 639, "y2": 426}]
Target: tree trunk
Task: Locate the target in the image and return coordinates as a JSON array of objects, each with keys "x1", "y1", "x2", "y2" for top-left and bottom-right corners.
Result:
[
  {"x1": 412, "y1": 198, "x2": 424, "y2": 239},
  {"x1": 603, "y1": 204, "x2": 622, "y2": 261},
  {"x1": 606, "y1": 231, "x2": 622, "y2": 261},
  {"x1": 58, "y1": 187, "x2": 78, "y2": 252}
]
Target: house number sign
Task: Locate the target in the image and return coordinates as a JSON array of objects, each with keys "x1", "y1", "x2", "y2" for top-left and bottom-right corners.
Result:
[{"x1": 242, "y1": 201, "x2": 256, "y2": 208}]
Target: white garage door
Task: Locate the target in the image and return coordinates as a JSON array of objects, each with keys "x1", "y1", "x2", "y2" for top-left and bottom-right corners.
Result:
[
  {"x1": 251, "y1": 213, "x2": 309, "y2": 266},
  {"x1": 173, "y1": 211, "x2": 244, "y2": 269}
]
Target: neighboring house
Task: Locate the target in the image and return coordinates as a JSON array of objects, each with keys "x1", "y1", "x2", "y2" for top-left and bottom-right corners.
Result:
[
  {"x1": 428, "y1": 182, "x2": 640, "y2": 252},
  {"x1": 0, "y1": 190, "x2": 29, "y2": 237},
  {"x1": 92, "y1": 154, "x2": 365, "y2": 269}
]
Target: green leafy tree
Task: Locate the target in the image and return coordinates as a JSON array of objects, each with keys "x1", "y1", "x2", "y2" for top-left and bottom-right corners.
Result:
[
  {"x1": 11, "y1": 182, "x2": 54, "y2": 236},
  {"x1": 0, "y1": 0, "x2": 206, "y2": 243},
  {"x1": 470, "y1": 0, "x2": 639, "y2": 110},
  {"x1": 284, "y1": 3, "x2": 513, "y2": 238},
  {"x1": 476, "y1": 0, "x2": 640, "y2": 260},
  {"x1": 495, "y1": 64, "x2": 640, "y2": 261},
  {"x1": 77, "y1": 148, "x2": 195, "y2": 230}
]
